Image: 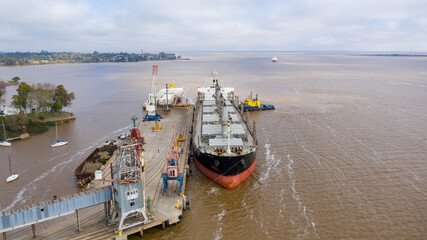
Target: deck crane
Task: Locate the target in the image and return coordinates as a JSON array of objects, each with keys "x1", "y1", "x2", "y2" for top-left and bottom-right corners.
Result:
[{"x1": 144, "y1": 64, "x2": 161, "y2": 121}]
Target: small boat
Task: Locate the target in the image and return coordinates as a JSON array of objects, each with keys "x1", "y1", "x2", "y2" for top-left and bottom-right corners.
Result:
[
  {"x1": 118, "y1": 132, "x2": 127, "y2": 139},
  {"x1": 51, "y1": 122, "x2": 68, "y2": 148},
  {"x1": 241, "y1": 92, "x2": 275, "y2": 112},
  {"x1": 272, "y1": 57, "x2": 278, "y2": 62},
  {"x1": 6, "y1": 155, "x2": 19, "y2": 183},
  {"x1": 0, "y1": 122, "x2": 11, "y2": 147},
  {"x1": 0, "y1": 140, "x2": 11, "y2": 147}
]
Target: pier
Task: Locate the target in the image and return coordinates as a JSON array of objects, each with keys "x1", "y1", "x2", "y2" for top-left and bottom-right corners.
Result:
[{"x1": 1, "y1": 106, "x2": 193, "y2": 239}]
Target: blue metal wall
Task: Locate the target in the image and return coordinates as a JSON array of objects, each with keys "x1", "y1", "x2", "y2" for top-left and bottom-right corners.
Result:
[{"x1": 0, "y1": 186, "x2": 112, "y2": 232}]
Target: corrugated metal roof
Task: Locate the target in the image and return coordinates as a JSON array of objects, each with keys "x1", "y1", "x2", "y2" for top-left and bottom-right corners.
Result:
[
  {"x1": 209, "y1": 138, "x2": 244, "y2": 146},
  {"x1": 203, "y1": 114, "x2": 219, "y2": 122},
  {"x1": 203, "y1": 100, "x2": 216, "y2": 106},
  {"x1": 0, "y1": 187, "x2": 112, "y2": 232},
  {"x1": 221, "y1": 106, "x2": 236, "y2": 121},
  {"x1": 202, "y1": 124, "x2": 222, "y2": 135},
  {"x1": 203, "y1": 107, "x2": 216, "y2": 113},
  {"x1": 230, "y1": 124, "x2": 245, "y2": 135},
  {"x1": 202, "y1": 124, "x2": 245, "y2": 136},
  {"x1": 229, "y1": 114, "x2": 239, "y2": 122}
]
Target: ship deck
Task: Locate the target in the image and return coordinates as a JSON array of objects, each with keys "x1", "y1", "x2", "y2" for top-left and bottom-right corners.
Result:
[{"x1": 193, "y1": 98, "x2": 256, "y2": 156}]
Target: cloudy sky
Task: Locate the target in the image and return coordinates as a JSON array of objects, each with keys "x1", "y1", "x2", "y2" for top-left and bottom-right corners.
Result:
[{"x1": 0, "y1": 0, "x2": 426, "y2": 52}]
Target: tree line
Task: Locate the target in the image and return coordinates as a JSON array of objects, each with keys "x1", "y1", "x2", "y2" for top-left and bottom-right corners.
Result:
[
  {"x1": 0, "y1": 51, "x2": 180, "y2": 66},
  {"x1": 12, "y1": 82, "x2": 75, "y2": 113}
]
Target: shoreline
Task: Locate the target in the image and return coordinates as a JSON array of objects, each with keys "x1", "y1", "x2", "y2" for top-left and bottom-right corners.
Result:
[
  {"x1": 2, "y1": 113, "x2": 76, "y2": 140},
  {"x1": 0, "y1": 59, "x2": 187, "y2": 68}
]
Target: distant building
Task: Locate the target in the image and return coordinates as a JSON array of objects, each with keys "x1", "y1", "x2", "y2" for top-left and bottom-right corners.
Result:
[
  {"x1": 0, "y1": 106, "x2": 20, "y2": 116},
  {"x1": 165, "y1": 53, "x2": 177, "y2": 60}
]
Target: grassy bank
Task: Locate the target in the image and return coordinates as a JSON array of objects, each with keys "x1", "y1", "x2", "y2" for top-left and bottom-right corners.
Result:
[{"x1": 0, "y1": 112, "x2": 73, "y2": 139}]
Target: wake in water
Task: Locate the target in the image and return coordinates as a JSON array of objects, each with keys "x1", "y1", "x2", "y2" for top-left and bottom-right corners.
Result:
[
  {"x1": 3, "y1": 145, "x2": 94, "y2": 211},
  {"x1": 258, "y1": 143, "x2": 283, "y2": 184},
  {"x1": 3, "y1": 124, "x2": 134, "y2": 211},
  {"x1": 214, "y1": 209, "x2": 226, "y2": 240},
  {"x1": 287, "y1": 154, "x2": 319, "y2": 239}
]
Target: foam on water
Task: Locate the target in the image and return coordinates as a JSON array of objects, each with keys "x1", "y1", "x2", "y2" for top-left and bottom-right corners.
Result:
[
  {"x1": 3, "y1": 145, "x2": 94, "y2": 211},
  {"x1": 213, "y1": 209, "x2": 226, "y2": 240},
  {"x1": 259, "y1": 143, "x2": 282, "y2": 183},
  {"x1": 207, "y1": 187, "x2": 219, "y2": 195},
  {"x1": 3, "y1": 125, "x2": 131, "y2": 211},
  {"x1": 287, "y1": 154, "x2": 319, "y2": 239}
]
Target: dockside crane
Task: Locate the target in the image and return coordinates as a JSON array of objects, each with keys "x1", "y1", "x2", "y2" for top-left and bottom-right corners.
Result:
[
  {"x1": 162, "y1": 125, "x2": 183, "y2": 195},
  {"x1": 144, "y1": 64, "x2": 161, "y2": 121}
]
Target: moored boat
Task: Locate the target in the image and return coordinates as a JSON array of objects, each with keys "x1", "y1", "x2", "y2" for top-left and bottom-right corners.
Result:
[
  {"x1": 0, "y1": 140, "x2": 11, "y2": 147},
  {"x1": 192, "y1": 72, "x2": 257, "y2": 189},
  {"x1": 241, "y1": 92, "x2": 275, "y2": 112},
  {"x1": 51, "y1": 122, "x2": 68, "y2": 148},
  {"x1": 6, "y1": 173, "x2": 19, "y2": 183},
  {"x1": 1, "y1": 122, "x2": 11, "y2": 147},
  {"x1": 6, "y1": 155, "x2": 19, "y2": 183},
  {"x1": 75, "y1": 140, "x2": 118, "y2": 188}
]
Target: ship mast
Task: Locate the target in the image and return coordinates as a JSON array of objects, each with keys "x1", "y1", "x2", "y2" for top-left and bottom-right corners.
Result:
[{"x1": 227, "y1": 121, "x2": 231, "y2": 155}]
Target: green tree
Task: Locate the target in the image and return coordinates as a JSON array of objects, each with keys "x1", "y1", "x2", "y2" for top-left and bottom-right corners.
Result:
[
  {"x1": 29, "y1": 83, "x2": 55, "y2": 112},
  {"x1": 12, "y1": 82, "x2": 32, "y2": 113},
  {"x1": 53, "y1": 85, "x2": 75, "y2": 108},
  {"x1": 4, "y1": 58, "x2": 18, "y2": 66},
  {"x1": 51, "y1": 101, "x2": 62, "y2": 112},
  {"x1": 12, "y1": 76, "x2": 20, "y2": 82}
]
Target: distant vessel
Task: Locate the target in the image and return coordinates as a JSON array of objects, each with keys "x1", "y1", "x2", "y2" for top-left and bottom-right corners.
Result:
[
  {"x1": 0, "y1": 122, "x2": 11, "y2": 147},
  {"x1": 192, "y1": 72, "x2": 257, "y2": 189},
  {"x1": 6, "y1": 155, "x2": 19, "y2": 183},
  {"x1": 241, "y1": 92, "x2": 275, "y2": 111},
  {"x1": 51, "y1": 122, "x2": 68, "y2": 147},
  {"x1": 272, "y1": 57, "x2": 278, "y2": 62}
]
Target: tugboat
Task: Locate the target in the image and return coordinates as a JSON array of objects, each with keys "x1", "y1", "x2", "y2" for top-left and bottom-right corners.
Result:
[
  {"x1": 272, "y1": 57, "x2": 278, "y2": 62},
  {"x1": 241, "y1": 92, "x2": 275, "y2": 112},
  {"x1": 192, "y1": 72, "x2": 257, "y2": 189}
]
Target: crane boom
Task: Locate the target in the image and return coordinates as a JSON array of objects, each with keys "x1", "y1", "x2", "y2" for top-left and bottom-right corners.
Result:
[
  {"x1": 151, "y1": 64, "x2": 158, "y2": 95},
  {"x1": 144, "y1": 64, "x2": 161, "y2": 120}
]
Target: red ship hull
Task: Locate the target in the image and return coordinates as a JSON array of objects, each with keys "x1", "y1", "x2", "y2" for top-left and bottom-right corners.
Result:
[{"x1": 194, "y1": 155, "x2": 256, "y2": 190}]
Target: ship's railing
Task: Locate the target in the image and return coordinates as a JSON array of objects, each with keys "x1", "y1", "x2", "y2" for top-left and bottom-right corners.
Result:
[{"x1": 232, "y1": 98, "x2": 255, "y2": 137}]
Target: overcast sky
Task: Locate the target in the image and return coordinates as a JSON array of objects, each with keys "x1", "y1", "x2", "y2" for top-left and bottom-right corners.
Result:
[{"x1": 0, "y1": 0, "x2": 426, "y2": 52}]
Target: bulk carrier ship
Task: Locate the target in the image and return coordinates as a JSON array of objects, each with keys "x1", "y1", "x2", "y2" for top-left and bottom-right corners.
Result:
[{"x1": 192, "y1": 73, "x2": 257, "y2": 189}]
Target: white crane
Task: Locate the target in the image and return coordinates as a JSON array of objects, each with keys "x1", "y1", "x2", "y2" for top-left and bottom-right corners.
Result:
[{"x1": 144, "y1": 64, "x2": 161, "y2": 121}]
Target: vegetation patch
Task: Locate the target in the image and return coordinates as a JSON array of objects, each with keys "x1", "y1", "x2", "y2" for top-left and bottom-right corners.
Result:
[{"x1": 0, "y1": 81, "x2": 76, "y2": 139}]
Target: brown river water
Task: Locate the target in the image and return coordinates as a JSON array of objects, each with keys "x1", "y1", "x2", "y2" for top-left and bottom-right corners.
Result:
[{"x1": 0, "y1": 52, "x2": 426, "y2": 239}]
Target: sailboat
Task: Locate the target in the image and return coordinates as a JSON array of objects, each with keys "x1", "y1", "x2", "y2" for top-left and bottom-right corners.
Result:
[
  {"x1": 51, "y1": 122, "x2": 68, "y2": 148},
  {"x1": 6, "y1": 155, "x2": 19, "y2": 183},
  {"x1": 0, "y1": 122, "x2": 11, "y2": 147}
]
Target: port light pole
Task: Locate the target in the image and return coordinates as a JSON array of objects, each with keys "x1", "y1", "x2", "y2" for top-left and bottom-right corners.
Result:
[{"x1": 131, "y1": 116, "x2": 138, "y2": 128}]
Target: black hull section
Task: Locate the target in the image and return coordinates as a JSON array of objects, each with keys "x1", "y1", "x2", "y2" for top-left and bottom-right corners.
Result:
[{"x1": 192, "y1": 144, "x2": 256, "y2": 177}]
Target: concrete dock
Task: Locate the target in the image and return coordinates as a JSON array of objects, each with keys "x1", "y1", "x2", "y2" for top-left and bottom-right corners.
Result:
[{"x1": 2, "y1": 106, "x2": 193, "y2": 240}]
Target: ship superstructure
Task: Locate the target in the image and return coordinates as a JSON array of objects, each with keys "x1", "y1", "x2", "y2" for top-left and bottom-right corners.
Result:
[{"x1": 192, "y1": 72, "x2": 257, "y2": 189}]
